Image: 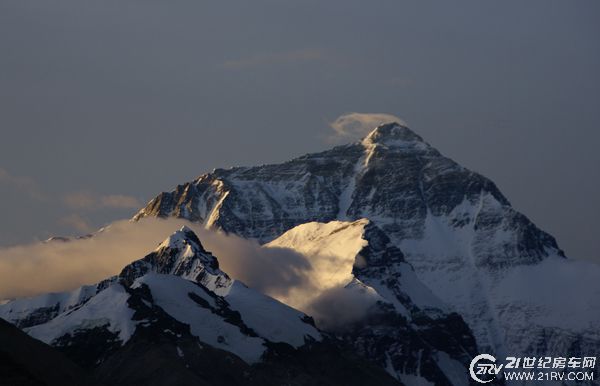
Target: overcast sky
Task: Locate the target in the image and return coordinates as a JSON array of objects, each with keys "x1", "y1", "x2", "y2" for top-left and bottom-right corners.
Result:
[{"x1": 0, "y1": 0, "x2": 598, "y2": 262}]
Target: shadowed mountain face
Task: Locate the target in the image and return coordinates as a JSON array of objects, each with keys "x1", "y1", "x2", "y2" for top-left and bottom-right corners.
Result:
[
  {"x1": 134, "y1": 123, "x2": 599, "y2": 383},
  {"x1": 0, "y1": 318, "x2": 95, "y2": 386}
]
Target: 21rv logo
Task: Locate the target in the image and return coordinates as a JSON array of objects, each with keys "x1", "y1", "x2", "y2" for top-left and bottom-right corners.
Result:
[
  {"x1": 469, "y1": 354, "x2": 597, "y2": 383},
  {"x1": 470, "y1": 354, "x2": 502, "y2": 383}
]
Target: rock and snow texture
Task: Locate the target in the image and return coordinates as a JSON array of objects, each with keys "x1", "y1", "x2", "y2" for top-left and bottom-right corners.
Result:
[
  {"x1": 0, "y1": 227, "x2": 322, "y2": 365},
  {"x1": 134, "y1": 122, "x2": 600, "y2": 366},
  {"x1": 268, "y1": 219, "x2": 477, "y2": 385},
  {"x1": 0, "y1": 281, "x2": 108, "y2": 329},
  {"x1": 26, "y1": 283, "x2": 137, "y2": 346},
  {"x1": 119, "y1": 225, "x2": 232, "y2": 294},
  {"x1": 265, "y1": 219, "x2": 445, "y2": 318}
]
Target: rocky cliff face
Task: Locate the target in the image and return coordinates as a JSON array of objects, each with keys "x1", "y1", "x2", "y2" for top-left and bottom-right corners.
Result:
[{"x1": 133, "y1": 123, "x2": 599, "y2": 379}]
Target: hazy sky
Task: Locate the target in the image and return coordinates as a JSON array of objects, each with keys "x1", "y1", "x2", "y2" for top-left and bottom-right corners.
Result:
[{"x1": 0, "y1": 0, "x2": 598, "y2": 262}]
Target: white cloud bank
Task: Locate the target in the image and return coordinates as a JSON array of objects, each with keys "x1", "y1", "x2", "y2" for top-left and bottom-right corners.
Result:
[
  {"x1": 0, "y1": 218, "x2": 311, "y2": 301},
  {"x1": 0, "y1": 217, "x2": 382, "y2": 331}
]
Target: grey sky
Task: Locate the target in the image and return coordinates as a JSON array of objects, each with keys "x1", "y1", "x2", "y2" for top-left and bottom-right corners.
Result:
[{"x1": 0, "y1": 0, "x2": 598, "y2": 262}]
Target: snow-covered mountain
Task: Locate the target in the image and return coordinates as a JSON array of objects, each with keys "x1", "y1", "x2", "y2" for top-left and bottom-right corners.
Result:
[
  {"x1": 268, "y1": 219, "x2": 478, "y2": 386},
  {"x1": 0, "y1": 227, "x2": 401, "y2": 385},
  {"x1": 134, "y1": 123, "x2": 600, "y2": 378},
  {"x1": 1, "y1": 227, "x2": 319, "y2": 363},
  {"x1": 4, "y1": 122, "x2": 596, "y2": 385}
]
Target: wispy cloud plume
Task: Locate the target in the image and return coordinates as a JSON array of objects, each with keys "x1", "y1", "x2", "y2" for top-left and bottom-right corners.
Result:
[
  {"x1": 63, "y1": 191, "x2": 141, "y2": 210},
  {"x1": 100, "y1": 194, "x2": 141, "y2": 209},
  {"x1": 329, "y1": 112, "x2": 407, "y2": 142},
  {"x1": 59, "y1": 214, "x2": 94, "y2": 233},
  {"x1": 223, "y1": 48, "x2": 323, "y2": 70},
  {"x1": 0, "y1": 167, "x2": 46, "y2": 201},
  {"x1": 0, "y1": 167, "x2": 143, "y2": 235}
]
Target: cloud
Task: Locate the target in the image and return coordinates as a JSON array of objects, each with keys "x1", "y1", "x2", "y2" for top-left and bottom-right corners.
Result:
[
  {"x1": 264, "y1": 231, "x2": 384, "y2": 331},
  {"x1": 0, "y1": 217, "x2": 382, "y2": 331},
  {"x1": 0, "y1": 167, "x2": 46, "y2": 200},
  {"x1": 59, "y1": 214, "x2": 93, "y2": 233},
  {"x1": 63, "y1": 191, "x2": 141, "y2": 210},
  {"x1": 63, "y1": 191, "x2": 96, "y2": 209},
  {"x1": 0, "y1": 169, "x2": 140, "y2": 211},
  {"x1": 329, "y1": 112, "x2": 407, "y2": 142},
  {"x1": 223, "y1": 48, "x2": 323, "y2": 70},
  {"x1": 389, "y1": 76, "x2": 414, "y2": 87},
  {"x1": 0, "y1": 218, "x2": 311, "y2": 301},
  {"x1": 303, "y1": 284, "x2": 381, "y2": 331},
  {"x1": 202, "y1": 234, "x2": 312, "y2": 296},
  {"x1": 100, "y1": 194, "x2": 141, "y2": 209}
]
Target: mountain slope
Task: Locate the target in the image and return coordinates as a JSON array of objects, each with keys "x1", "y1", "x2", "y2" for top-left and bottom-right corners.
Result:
[
  {"x1": 0, "y1": 227, "x2": 399, "y2": 386},
  {"x1": 133, "y1": 123, "x2": 600, "y2": 365},
  {"x1": 0, "y1": 318, "x2": 95, "y2": 386},
  {"x1": 1, "y1": 227, "x2": 321, "y2": 364}
]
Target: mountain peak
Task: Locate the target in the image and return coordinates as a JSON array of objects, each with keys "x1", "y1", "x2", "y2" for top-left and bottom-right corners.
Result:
[
  {"x1": 120, "y1": 226, "x2": 231, "y2": 291},
  {"x1": 158, "y1": 225, "x2": 207, "y2": 254},
  {"x1": 362, "y1": 122, "x2": 425, "y2": 147}
]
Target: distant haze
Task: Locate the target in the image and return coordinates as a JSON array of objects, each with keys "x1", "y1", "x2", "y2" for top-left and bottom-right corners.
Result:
[{"x1": 0, "y1": 1, "x2": 598, "y2": 262}]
